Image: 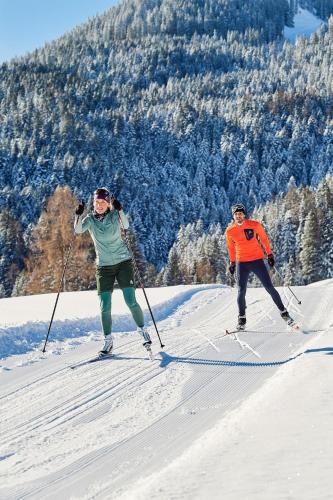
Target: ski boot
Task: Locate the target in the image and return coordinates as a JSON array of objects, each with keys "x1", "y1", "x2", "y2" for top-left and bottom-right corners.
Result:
[
  {"x1": 137, "y1": 327, "x2": 154, "y2": 360},
  {"x1": 99, "y1": 335, "x2": 114, "y2": 357},
  {"x1": 237, "y1": 315, "x2": 246, "y2": 331},
  {"x1": 280, "y1": 310, "x2": 298, "y2": 329}
]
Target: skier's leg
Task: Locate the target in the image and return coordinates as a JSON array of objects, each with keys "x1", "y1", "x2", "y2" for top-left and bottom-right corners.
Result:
[
  {"x1": 236, "y1": 262, "x2": 250, "y2": 317},
  {"x1": 252, "y1": 260, "x2": 285, "y2": 311},
  {"x1": 123, "y1": 287, "x2": 152, "y2": 345},
  {"x1": 96, "y1": 266, "x2": 116, "y2": 354},
  {"x1": 117, "y1": 260, "x2": 151, "y2": 346},
  {"x1": 99, "y1": 291, "x2": 112, "y2": 336},
  {"x1": 116, "y1": 260, "x2": 144, "y2": 326},
  {"x1": 122, "y1": 287, "x2": 144, "y2": 327}
]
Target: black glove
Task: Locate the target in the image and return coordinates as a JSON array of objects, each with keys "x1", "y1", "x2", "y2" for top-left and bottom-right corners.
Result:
[
  {"x1": 111, "y1": 198, "x2": 122, "y2": 211},
  {"x1": 267, "y1": 254, "x2": 275, "y2": 267},
  {"x1": 228, "y1": 262, "x2": 236, "y2": 275},
  {"x1": 75, "y1": 200, "x2": 85, "y2": 216}
]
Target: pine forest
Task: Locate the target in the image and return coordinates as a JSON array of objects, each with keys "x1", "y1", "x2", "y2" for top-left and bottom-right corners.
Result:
[{"x1": 0, "y1": 0, "x2": 332, "y2": 296}]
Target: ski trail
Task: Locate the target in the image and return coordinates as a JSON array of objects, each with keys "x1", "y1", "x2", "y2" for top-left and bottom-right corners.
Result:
[{"x1": 0, "y1": 285, "x2": 331, "y2": 499}]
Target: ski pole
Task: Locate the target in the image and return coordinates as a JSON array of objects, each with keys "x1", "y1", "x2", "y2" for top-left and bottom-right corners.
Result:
[
  {"x1": 42, "y1": 216, "x2": 78, "y2": 352},
  {"x1": 116, "y1": 210, "x2": 165, "y2": 348},
  {"x1": 259, "y1": 238, "x2": 302, "y2": 305},
  {"x1": 273, "y1": 266, "x2": 302, "y2": 305}
]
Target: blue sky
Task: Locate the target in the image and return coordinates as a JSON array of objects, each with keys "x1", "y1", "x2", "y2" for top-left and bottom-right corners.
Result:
[{"x1": 0, "y1": 0, "x2": 119, "y2": 63}]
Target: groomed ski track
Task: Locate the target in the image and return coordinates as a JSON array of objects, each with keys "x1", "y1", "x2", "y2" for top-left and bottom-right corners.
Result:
[{"x1": 0, "y1": 283, "x2": 332, "y2": 499}]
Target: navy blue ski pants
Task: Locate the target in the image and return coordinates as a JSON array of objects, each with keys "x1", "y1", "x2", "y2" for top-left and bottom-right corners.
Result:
[{"x1": 236, "y1": 259, "x2": 285, "y2": 316}]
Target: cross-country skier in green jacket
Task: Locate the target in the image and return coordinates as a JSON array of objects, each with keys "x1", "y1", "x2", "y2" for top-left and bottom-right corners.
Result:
[{"x1": 74, "y1": 187, "x2": 152, "y2": 357}]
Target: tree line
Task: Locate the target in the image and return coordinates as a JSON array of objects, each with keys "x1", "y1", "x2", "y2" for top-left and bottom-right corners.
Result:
[{"x1": 5, "y1": 176, "x2": 331, "y2": 297}]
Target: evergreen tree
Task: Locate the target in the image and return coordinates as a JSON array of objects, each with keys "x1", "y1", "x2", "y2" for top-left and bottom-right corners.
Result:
[
  {"x1": 300, "y1": 210, "x2": 321, "y2": 284},
  {"x1": 0, "y1": 209, "x2": 25, "y2": 297},
  {"x1": 315, "y1": 177, "x2": 333, "y2": 278},
  {"x1": 163, "y1": 246, "x2": 183, "y2": 285},
  {"x1": 284, "y1": 255, "x2": 297, "y2": 286}
]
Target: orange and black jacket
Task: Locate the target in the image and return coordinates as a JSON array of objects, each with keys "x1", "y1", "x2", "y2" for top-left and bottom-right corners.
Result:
[{"x1": 225, "y1": 219, "x2": 272, "y2": 263}]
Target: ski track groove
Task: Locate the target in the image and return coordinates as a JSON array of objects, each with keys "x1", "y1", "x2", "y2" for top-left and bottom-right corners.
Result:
[
  {"x1": 1, "y1": 332, "x2": 277, "y2": 500},
  {"x1": 0, "y1": 359, "x2": 158, "y2": 446},
  {"x1": 1, "y1": 342, "x2": 151, "y2": 430},
  {"x1": 0, "y1": 336, "x2": 140, "y2": 401}
]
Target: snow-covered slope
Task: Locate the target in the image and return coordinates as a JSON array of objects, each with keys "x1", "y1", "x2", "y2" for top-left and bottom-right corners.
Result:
[
  {"x1": 0, "y1": 282, "x2": 332, "y2": 499},
  {"x1": 284, "y1": 7, "x2": 323, "y2": 42},
  {"x1": 0, "y1": 285, "x2": 220, "y2": 359}
]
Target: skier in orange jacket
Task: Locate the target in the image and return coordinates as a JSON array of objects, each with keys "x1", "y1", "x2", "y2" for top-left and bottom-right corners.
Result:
[{"x1": 225, "y1": 203, "x2": 293, "y2": 330}]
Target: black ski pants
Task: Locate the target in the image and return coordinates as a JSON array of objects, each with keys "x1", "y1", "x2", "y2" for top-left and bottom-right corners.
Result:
[{"x1": 236, "y1": 259, "x2": 285, "y2": 316}]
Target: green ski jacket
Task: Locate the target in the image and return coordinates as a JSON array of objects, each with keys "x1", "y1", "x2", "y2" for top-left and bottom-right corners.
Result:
[{"x1": 75, "y1": 210, "x2": 131, "y2": 266}]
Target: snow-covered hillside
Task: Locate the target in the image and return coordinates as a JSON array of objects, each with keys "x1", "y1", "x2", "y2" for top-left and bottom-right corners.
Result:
[
  {"x1": 284, "y1": 7, "x2": 323, "y2": 42},
  {"x1": 0, "y1": 282, "x2": 332, "y2": 499}
]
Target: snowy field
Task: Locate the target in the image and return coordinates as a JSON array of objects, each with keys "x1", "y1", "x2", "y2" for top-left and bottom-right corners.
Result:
[
  {"x1": 0, "y1": 281, "x2": 332, "y2": 499},
  {"x1": 284, "y1": 7, "x2": 323, "y2": 43}
]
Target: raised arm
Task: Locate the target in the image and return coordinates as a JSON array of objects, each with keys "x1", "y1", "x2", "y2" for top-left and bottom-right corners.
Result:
[
  {"x1": 74, "y1": 201, "x2": 91, "y2": 234},
  {"x1": 74, "y1": 214, "x2": 91, "y2": 234},
  {"x1": 111, "y1": 197, "x2": 129, "y2": 230}
]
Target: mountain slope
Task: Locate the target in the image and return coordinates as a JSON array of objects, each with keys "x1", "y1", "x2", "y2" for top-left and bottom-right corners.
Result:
[{"x1": 0, "y1": 0, "x2": 333, "y2": 296}]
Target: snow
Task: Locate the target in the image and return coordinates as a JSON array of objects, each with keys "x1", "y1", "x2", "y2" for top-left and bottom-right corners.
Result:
[
  {"x1": 123, "y1": 327, "x2": 333, "y2": 500},
  {"x1": 284, "y1": 8, "x2": 324, "y2": 43},
  {"x1": 0, "y1": 284, "x2": 222, "y2": 360},
  {"x1": 0, "y1": 281, "x2": 332, "y2": 499}
]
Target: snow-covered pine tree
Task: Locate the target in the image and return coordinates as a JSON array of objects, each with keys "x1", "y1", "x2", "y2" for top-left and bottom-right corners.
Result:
[
  {"x1": 300, "y1": 209, "x2": 321, "y2": 284},
  {"x1": 315, "y1": 177, "x2": 333, "y2": 278},
  {"x1": 162, "y1": 246, "x2": 183, "y2": 285},
  {"x1": 0, "y1": 209, "x2": 25, "y2": 297}
]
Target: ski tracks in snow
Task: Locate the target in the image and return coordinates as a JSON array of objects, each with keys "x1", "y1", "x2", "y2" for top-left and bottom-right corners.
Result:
[{"x1": 0, "y1": 285, "x2": 332, "y2": 499}]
